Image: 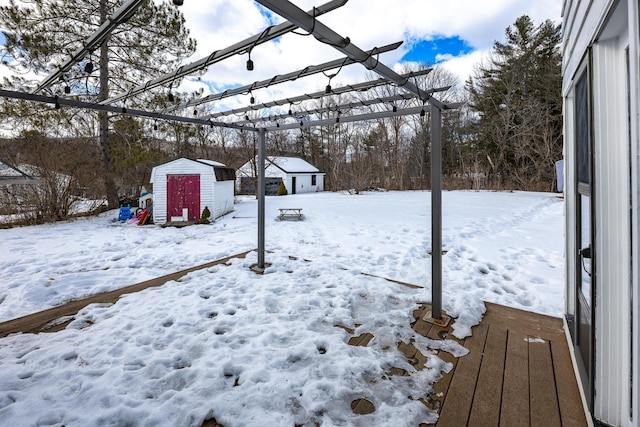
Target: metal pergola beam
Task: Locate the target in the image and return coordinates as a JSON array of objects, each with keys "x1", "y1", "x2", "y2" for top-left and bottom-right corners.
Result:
[
  {"x1": 255, "y1": 0, "x2": 447, "y2": 110},
  {"x1": 232, "y1": 87, "x2": 450, "y2": 126},
  {"x1": 205, "y1": 68, "x2": 433, "y2": 120},
  {"x1": 33, "y1": 0, "x2": 147, "y2": 94},
  {"x1": 260, "y1": 105, "x2": 428, "y2": 131},
  {"x1": 0, "y1": 89, "x2": 252, "y2": 131},
  {"x1": 101, "y1": 0, "x2": 348, "y2": 106},
  {"x1": 164, "y1": 42, "x2": 402, "y2": 113}
]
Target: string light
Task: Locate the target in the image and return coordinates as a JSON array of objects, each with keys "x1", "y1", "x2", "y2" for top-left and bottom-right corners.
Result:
[{"x1": 246, "y1": 52, "x2": 254, "y2": 71}]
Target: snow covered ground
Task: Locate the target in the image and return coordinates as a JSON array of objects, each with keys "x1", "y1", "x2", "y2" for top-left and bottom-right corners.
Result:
[{"x1": 0, "y1": 190, "x2": 564, "y2": 426}]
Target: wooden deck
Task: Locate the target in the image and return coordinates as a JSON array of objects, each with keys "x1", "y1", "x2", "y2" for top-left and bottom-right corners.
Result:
[
  {"x1": 203, "y1": 301, "x2": 588, "y2": 427},
  {"x1": 411, "y1": 302, "x2": 588, "y2": 427}
]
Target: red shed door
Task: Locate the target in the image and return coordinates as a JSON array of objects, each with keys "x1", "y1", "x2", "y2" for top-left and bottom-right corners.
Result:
[{"x1": 166, "y1": 174, "x2": 200, "y2": 222}]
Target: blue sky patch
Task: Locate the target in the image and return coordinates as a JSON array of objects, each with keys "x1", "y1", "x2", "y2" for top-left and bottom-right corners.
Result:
[{"x1": 402, "y1": 36, "x2": 473, "y2": 65}]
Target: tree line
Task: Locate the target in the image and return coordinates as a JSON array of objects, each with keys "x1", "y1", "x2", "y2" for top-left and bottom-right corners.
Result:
[{"x1": 0, "y1": 0, "x2": 562, "y2": 223}]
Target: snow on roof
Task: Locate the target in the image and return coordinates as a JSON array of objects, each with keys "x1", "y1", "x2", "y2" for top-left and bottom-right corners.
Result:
[
  {"x1": 196, "y1": 159, "x2": 226, "y2": 167},
  {"x1": 0, "y1": 161, "x2": 32, "y2": 177},
  {"x1": 267, "y1": 156, "x2": 320, "y2": 173}
]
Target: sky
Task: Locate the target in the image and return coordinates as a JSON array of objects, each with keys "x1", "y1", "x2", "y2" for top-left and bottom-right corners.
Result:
[
  {"x1": 0, "y1": 0, "x2": 562, "y2": 113},
  {"x1": 0, "y1": 190, "x2": 565, "y2": 426},
  {"x1": 168, "y1": 0, "x2": 563, "y2": 102}
]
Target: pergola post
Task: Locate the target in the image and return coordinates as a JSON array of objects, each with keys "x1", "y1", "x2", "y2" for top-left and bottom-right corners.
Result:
[
  {"x1": 430, "y1": 104, "x2": 443, "y2": 321},
  {"x1": 257, "y1": 127, "x2": 266, "y2": 270}
]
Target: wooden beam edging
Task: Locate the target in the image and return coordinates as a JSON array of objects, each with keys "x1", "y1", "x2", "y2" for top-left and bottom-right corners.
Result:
[
  {"x1": 359, "y1": 272, "x2": 423, "y2": 289},
  {"x1": 0, "y1": 249, "x2": 254, "y2": 338}
]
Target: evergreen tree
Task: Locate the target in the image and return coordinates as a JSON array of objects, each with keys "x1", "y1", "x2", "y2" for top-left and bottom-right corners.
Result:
[
  {"x1": 0, "y1": 0, "x2": 196, "y2": 207},
  {"x1": 467, "y1": 16, "x2": 562, "y2": 190}
]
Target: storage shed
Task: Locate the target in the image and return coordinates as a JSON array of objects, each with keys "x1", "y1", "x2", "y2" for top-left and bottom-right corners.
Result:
[
  {"x1": 562, "y1": 0, "x2": 639, "y2": 424},
  {"x1": 149, "y1": 158, "x2": 235, "y2": 225},
  {"x1": 236, "y1": 156, "x2": 324, "y2": 195}
]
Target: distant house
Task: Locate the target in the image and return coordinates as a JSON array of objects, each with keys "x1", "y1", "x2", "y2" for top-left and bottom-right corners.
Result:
[
  {"x1": 150, "y1": 158, "x2": 235, "y2": 225},
  {"x1": 0, "y1": 161, "x2": 40, "y2": 186},
  {"x1": 236, "y1": 156, "x2": 325, "y2": 195},
  {"x1": 562, "y1": 0, "x2": 639, "y2": 425}
]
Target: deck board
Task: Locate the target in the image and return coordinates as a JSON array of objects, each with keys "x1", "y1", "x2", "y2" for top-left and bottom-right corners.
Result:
[
  {"x1": 468, "y1": 325, "x2": 507, "y2": 427},
  {"x1": 500, "y1": 330, "x2": 530, "y2": 427},
  {"x1": 436, "y1": 322, "x2": 488, "y2": 427},
  {"x1": 552, "y1": 339, "x2": 589, "y2": 426},
  {"x1": 529, "y1": 334, "x2": 561, "y2": 426}
]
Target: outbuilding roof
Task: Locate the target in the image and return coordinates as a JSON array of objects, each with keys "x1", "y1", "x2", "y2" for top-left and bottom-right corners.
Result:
[
  {"x1": 150, "y1": 158, "x2": 235, "y2": 182},
  {"x1": 0, "y1": 161, "x2": 40, "y2": 185},
  {"x1": 266, "y1": 156, "x2": 321, "y2": 174}
]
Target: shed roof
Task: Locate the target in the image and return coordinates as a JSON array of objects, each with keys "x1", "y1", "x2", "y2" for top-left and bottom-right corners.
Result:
[
  {"x1": 150, "y1": 158, "x2": 235, "y2": 182},
  {"x1": 196, "y1": 159, "x2": 226, "y2": 167}
]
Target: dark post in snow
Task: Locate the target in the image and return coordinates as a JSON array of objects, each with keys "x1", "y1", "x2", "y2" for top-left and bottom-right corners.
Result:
[
  {"x1": 257, "y1": 127, "x2": 266, "y2": 270},
  {"x1": 430, "y1": 104, "x2": 443, "y2": 320}
]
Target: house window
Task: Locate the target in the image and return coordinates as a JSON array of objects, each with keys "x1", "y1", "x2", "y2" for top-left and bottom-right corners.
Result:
[
  {"x1": 576, "y1": 69, "x2": 590, "y2": 186},
  {"x1": 311, "y1": 174, "x2": 316, "y2": 185}
]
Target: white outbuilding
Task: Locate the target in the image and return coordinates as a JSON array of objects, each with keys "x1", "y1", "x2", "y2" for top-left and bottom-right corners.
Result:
[
  {"x1": 149, "y1": 158, "x2": 235, "y2": 225},
  {"x1": 562, "y1": 0, "x2": 640, "y2": 425},
  {"x1": 236, "y1": 156, "x2": 324, "y2": 195}
]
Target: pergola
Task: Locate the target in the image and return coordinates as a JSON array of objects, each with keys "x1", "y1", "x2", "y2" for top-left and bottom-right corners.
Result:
[{"x1": 0, "y1": 0, "x2": 461, "y2": 322}]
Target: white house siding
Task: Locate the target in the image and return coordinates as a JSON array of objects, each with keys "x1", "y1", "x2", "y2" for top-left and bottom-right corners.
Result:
[
  {"x1": 592, "y1": 33, "x2": 631, "y2": 426},
  {"x1": 632, "y1": 3, "x2": 640, "y2": 425},
  {"x1": 562, "y1": 0, "x2": 640, "y2": 425},
  {"x1": 284, "y1": 173, "x2": 324, "y2": 194},
  {"x1": 236, "y1": 156, "x2": 325, "y2": 195},
  {"x1": 150, "y1": 158, "x2": 234, "y2": 225}
]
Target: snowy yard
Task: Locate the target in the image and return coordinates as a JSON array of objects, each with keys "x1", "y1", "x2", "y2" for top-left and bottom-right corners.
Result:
[{"x1": 0, "y1": 190, "x2": 564, "y2": 426}]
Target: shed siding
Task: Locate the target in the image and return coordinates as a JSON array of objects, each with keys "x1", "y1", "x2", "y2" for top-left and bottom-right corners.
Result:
[{"x1": 212, "y1": 181, "x2": 234, "y2": 219}]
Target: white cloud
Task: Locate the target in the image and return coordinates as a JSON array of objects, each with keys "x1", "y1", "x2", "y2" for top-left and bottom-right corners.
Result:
[
  {"x1": 0, "y1": 0, "x2": 562, "y2": 107},
  {"x1": 174, "y1": 0, "x2": 562, "y2": 97}
]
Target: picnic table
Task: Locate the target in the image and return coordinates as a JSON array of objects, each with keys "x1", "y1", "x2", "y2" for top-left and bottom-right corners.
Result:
[{"x1": 278, "y1": 208, "x2": 303, "y2": 221}]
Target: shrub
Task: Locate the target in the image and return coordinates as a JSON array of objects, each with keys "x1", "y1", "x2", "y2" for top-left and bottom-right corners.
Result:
[
  {"x1": 277, "y1": 181, "x2": 288, "y2": 196},
  {"x1": 199, "y1": 206, "x2": 211, "y2": 224}
]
